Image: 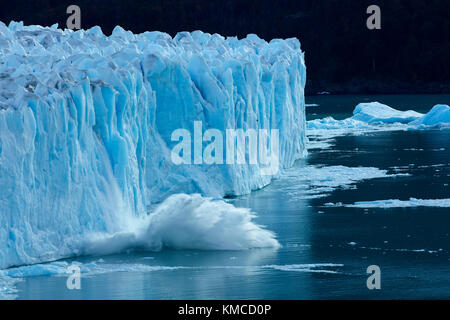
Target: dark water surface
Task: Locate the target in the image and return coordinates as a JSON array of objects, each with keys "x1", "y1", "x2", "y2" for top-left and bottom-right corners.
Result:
[{"x1": 15, "y1": 95, "x2": 450, "y2": 299}]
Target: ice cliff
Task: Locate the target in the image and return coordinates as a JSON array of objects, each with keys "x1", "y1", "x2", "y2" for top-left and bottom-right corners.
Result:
[{"x1": 0, "y1": 22, "x2": 306, "y2": 269}]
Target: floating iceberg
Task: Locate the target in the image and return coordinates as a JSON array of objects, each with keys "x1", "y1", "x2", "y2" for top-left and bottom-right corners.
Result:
[
  {"x1": 307, "y1": 102, "x2": 450, "y2": 143},
  {"x1": 307, "y1": 108, "x2": 411, "y2": 151},
  {"x1": 0, "y1": 22, "x2": 306, "y2": 269},
  {"x1": 352, "y1": 102, "x2": 423, "y2": 124},
  {"x1": 410, "y1": 104, "x2": 450, "y2": 128},
  {"x1": 306, "y1": 102, "x2": 418, "y2": 137}
]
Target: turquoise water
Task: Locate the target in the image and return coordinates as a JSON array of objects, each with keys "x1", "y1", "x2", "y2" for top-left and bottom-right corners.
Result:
[{"x1": 12, "y1": 95, "x2": 450, "y2": 299}]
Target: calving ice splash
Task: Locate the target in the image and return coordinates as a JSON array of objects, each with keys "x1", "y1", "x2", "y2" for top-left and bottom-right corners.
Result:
[
  {"x1": 0, "y1": 21, "x2": 307, "y2": 269},
  {"x1": 171, "y1": 121, "x2": 280, "y2": 175}
]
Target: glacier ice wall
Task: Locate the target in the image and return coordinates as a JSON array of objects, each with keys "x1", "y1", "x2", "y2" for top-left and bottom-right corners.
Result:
[{"x1": 0, "y1": 22, "x2": 306, "y2": 268}]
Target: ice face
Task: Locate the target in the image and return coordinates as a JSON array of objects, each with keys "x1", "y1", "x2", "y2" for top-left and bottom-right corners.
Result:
[{"x1": 0, "y1": 22, "x2": 306, "y2": 269}]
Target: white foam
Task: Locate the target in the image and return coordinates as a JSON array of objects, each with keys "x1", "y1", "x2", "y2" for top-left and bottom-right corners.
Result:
[{"x1": 83, "y1": 193, "x2": 280, "y2": 255}]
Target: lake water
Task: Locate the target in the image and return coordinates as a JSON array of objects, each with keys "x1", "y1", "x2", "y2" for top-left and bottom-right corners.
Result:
[{"x1": 12, "y1": 94, "x2": 450, "y2": 299}]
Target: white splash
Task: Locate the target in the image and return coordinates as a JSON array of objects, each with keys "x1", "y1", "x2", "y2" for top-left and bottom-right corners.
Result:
[{"x1": 83, "y1": 193, "x2": 280, "y2": 255}]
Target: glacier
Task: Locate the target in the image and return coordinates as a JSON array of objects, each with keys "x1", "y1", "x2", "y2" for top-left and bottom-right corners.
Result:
[{"x1": 0, "y1": 22, "x2": 307, "y2": 269}]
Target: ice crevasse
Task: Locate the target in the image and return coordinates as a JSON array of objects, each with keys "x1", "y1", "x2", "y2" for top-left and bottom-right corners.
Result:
[{"x1": 0, "y1": 22, "x2": 307, "y2": 269}]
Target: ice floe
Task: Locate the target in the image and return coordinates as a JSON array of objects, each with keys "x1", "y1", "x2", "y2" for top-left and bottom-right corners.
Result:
[
  {"x1": 324, "y1": 198, "x2": 450, "y2": 208},
  {"x1": 279, "y1": 165, "x2": 409, "y2": 200}
]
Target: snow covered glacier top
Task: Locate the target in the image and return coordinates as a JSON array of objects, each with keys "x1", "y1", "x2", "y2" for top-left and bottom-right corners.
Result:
[
  {"x1": 0, "y1": 22, "x2": 307, "y2": 269},
  {"x1": 0, "y1": 21, "x2": 305, "y2": 111}
]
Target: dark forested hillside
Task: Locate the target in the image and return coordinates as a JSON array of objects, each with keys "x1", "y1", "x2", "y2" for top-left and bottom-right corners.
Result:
[{"x1": 2, "y1": 0, "x2": 449, "y2": 94}]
